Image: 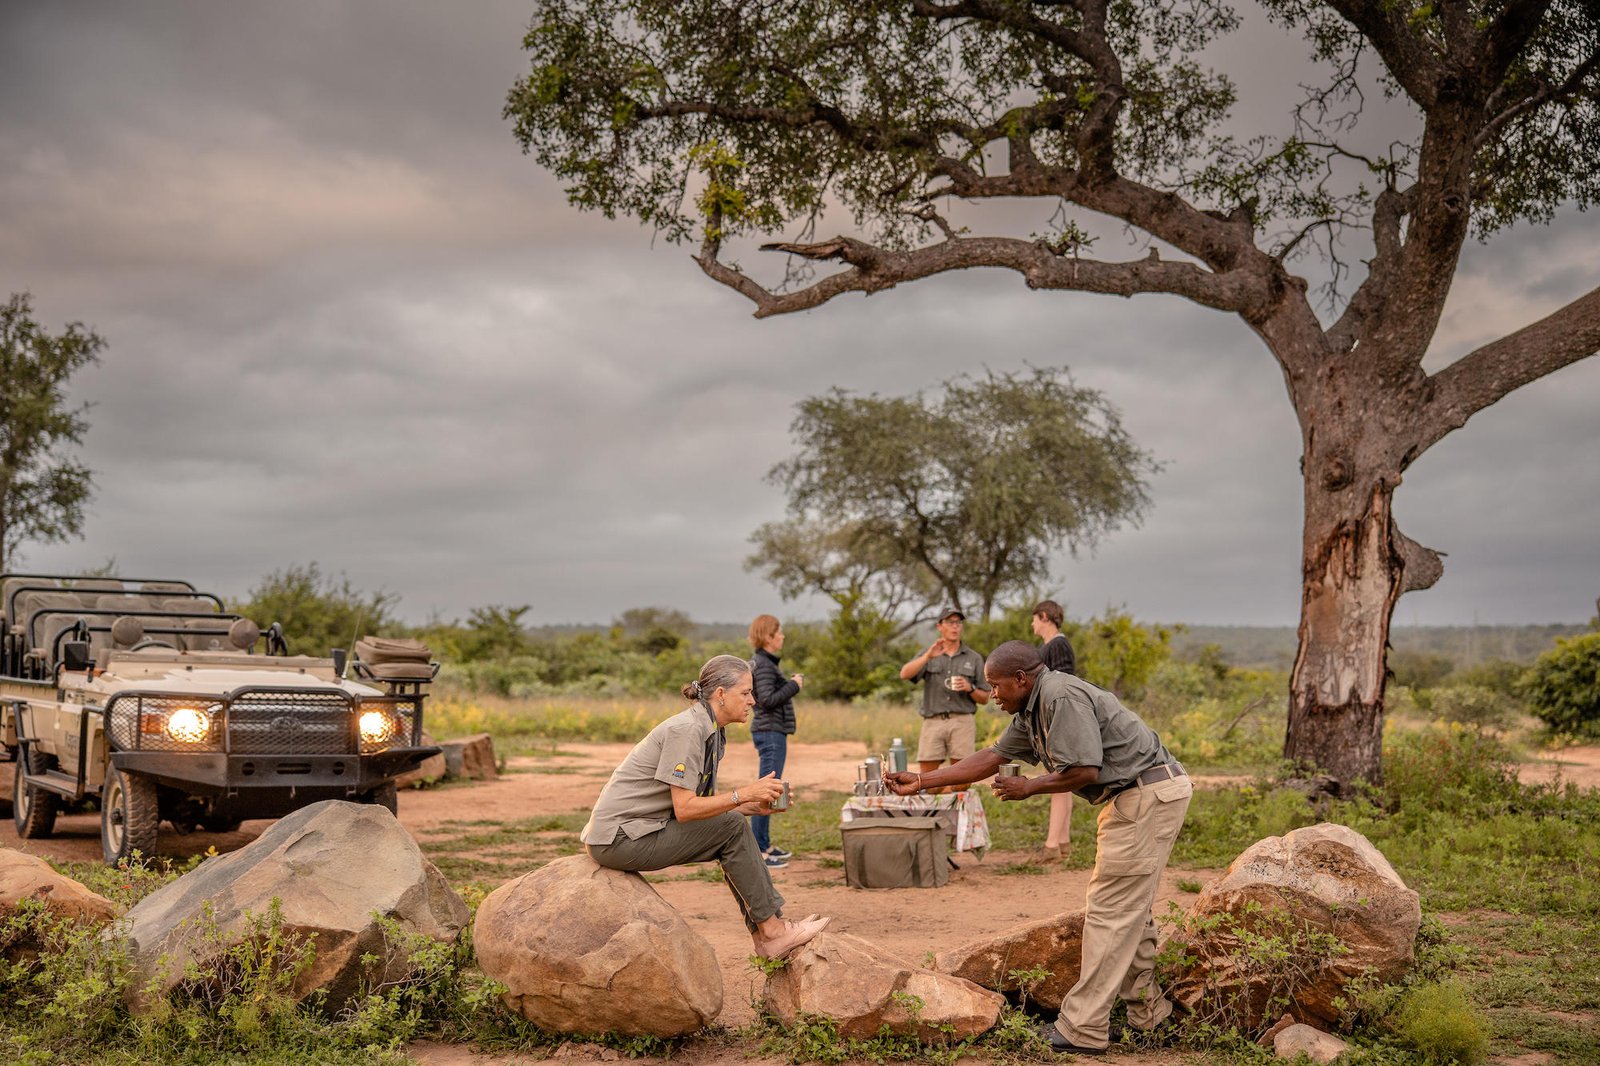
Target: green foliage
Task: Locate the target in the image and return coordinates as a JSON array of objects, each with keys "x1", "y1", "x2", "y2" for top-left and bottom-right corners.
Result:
[
  {"x1": 0, "y1": 292, "x2": 105, "y2": 573},
  {"x1": 1158, "y1": 899, "x2": 1350, "y2": 1039},
  {"x1": 1390, "y1": 981, "x2": 1489, "y2": 1065},
  {"x1": 748, "y1": 367, "x2": 1156, "y2": 624},
  {"x1": 1389, "y1": 649, "x2": 1456, "y2": 690},
  {"x1": 803, "y1": 589, "x2": 913, "y2": 703},
  {"x1": 229, "y1": 563, "x2": 398, "y2": 658},
  {"x1": 1062, "y1": 607, "x2": 1173, "y2": 698},
  {"x1": 1521, "y1": 631, "x2": 1600, "y2": 737}
]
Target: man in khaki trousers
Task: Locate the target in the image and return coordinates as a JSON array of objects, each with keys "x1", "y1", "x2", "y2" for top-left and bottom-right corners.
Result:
[{"x1": 884, "y1": 640, "x2": 1192, "y2": 1054}]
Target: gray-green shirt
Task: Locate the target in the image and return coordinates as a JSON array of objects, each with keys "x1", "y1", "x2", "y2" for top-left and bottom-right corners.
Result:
[
  {"x1": 581, "y1": 703, "x2": 725, "y2": 845},
  {"x1": 910, "y1": 643, "x2": 991, "y2": 717},
  {"x1": 988, "y1": 671, "x2": 1174, "y2": 804}
]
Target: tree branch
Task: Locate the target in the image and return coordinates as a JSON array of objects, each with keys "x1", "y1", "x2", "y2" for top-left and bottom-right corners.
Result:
[
  {"x1": 1321, "y1": 0, "x2": 1443, "y2": 106},
  {"x1": 1327, "y1": 184, "x2": 1416, "y2": 351},
  {"x1": 693, "y1": 232, "x2": 1273, "y2": 319},
  {"x1": 1416, "y1": 284, "x2": 1600, "y2": 453},
  {"x1": 1474, "y1": 48, "x2": 1600, "y2": 153}
]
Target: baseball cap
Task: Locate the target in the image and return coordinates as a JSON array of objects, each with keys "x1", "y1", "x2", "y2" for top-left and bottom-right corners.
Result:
[{"x1": 937, "y1": 607, "x2": 965, "y2": 622}]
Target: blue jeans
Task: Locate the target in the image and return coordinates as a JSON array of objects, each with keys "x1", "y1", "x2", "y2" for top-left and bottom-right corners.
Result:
[{"x1": 750, "y1": 731, "x2": 788, "y2": 852}]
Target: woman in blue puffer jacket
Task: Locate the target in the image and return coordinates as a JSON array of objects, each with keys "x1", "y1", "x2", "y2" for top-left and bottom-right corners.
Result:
[{"x1": 747, "y1": 614, "x2": 804, "y2": 868}]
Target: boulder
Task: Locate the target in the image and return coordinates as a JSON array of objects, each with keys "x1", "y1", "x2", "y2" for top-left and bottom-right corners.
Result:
[
  {"x1": 440, "y1": 733, "x2": 498, "y2": 781},
  {"x1": 1166, "y1": 823, "x2": 1420, "y2": 1030},
  {"x1": 0, "y1": 849, "x2": 122, "y2": 926},
  {"x1": 934, "y1": 910, "x2": 1084, "y2": 1010},
  {"x1": 765, "y1": 931, "x2": 1005, "y2": 1042},
  {"x1": 117, "y1": 800, "x2": 467, "y2": 1013},
  {"x1": 395, "y1": 731, "x2": 448, "y2": 788},
  {"x1": 1274, "y1": 1023, "x2": 1349, "y2": 1063},
  {"x1": 474, "y1": 854, "x2": 722, "y2": 1037}
]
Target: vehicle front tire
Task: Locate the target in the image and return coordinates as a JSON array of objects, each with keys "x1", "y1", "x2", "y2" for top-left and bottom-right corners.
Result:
[
  {"x1": 364, "y1": 780, "x2": 398, "y2": 815},
  {"x1": 101, "y1": 766, "x2": 160, "y2": 864},
  {"x1": 14, "y1": 748, "x2": 60, "y2": 839}
]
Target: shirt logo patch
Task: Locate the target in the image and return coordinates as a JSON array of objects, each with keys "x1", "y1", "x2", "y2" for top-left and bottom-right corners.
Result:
[{"x1": 672, "y1": 763, "x2": 687, "y2": 779}]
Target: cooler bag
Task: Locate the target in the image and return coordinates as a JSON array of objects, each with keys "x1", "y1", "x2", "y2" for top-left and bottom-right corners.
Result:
[{"x1": 840, "y1": 816, "x2": 949, "y2": 888}]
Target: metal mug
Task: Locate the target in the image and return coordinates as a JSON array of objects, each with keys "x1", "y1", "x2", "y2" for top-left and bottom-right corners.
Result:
[
  {"x1": 998, "y1": 762, "x2": 1022, "y2": 777},
  {"x1": 771, "y1": 780, "x2": 792, "y2": 811},
  {"x1": 853, "y1": 780, "x2": 869, "y2": 797},
  {"x1": 943, "y1": 675, "x2": 963, "y2": 690}
]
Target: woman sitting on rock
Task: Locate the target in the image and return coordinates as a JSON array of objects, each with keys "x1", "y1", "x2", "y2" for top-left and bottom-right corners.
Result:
[{"x1": 581, "y1": 654, "x2": 831, "y2": 959}]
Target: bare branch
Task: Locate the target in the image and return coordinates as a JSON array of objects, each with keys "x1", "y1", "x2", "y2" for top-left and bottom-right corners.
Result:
[
  {"x1": 693, "y1": 232, "x2": 1274, "y2": 319},
  {"x1": 1416, "y1": 284, "x2": 1600, "y2": 453},
  {"x1": 1475, "y1": 49, "x2": 1600, "y2": 153}
]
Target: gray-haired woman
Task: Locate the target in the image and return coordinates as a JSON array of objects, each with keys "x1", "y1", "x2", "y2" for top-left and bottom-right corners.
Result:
[{"x1": 581, "y1": 654, "x2": 831, "y2": 958}]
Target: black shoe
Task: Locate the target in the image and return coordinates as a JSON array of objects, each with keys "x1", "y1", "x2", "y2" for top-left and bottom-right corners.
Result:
[{"x1": 1038, "y1": 1023, "x2": 1106, "y2": 1056}]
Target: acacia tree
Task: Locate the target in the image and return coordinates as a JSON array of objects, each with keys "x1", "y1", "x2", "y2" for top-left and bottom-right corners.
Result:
[
  {"x1": 506, "y1": 1, "x2": 1600, "y2": 785},
  {"x1": 0, "y1": 293, "x2": 105, "y2": 574},
  {"x1": 747, "y1": 367, "x2": 1157, "y2": 625}
]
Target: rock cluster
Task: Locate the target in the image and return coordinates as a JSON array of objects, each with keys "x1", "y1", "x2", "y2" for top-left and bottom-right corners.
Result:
[{"x1": 933, "y1": 910, "x2": 1085, "y2": 1010}]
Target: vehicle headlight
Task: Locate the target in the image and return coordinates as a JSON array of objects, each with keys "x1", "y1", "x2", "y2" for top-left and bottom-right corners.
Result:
[
  {"x1": 166, "y1": 706, "x2": 212, "y2": 744},
  {"x1": 359, "y1": 709, "x2": 398, "y2": 748}
]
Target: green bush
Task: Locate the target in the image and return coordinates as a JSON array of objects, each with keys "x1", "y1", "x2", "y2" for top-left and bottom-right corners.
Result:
[
  {"x1": 1392, "y1": 981, "x2": 1489, "y2": 1065},
  {"x1": 1521, "y1": 631, "x2": 1600, "y2": 737},
  {"x1": 1422, "y1": 684, "x2": 1516, "y2": 731}
]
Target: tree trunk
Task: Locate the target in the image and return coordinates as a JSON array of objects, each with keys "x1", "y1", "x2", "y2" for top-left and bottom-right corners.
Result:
[{"x1": 1285, "y1": 481, "x2": 1404, "y2": 787}]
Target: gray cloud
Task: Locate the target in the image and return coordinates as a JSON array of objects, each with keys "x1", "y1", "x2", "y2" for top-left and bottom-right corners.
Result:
[{"x1": 5, "y1": 1, "x2": 1597, "y2": 629}]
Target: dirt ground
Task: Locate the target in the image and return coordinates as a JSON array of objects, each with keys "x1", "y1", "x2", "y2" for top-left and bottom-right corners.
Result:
[{"x1": 3, "y1": 741, "x2": 1597, "y2": 1064}]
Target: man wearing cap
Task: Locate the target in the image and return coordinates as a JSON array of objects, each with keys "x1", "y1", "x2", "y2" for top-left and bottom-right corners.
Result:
[
  {"x1": 884, "y1": 639, "x2": 1191, "y2": 1054},
  {"x1": 898, "y1": 608, "x2": 991, "y2": 775}
]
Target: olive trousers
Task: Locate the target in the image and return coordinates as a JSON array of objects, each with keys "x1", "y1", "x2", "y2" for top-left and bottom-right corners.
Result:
[
  {"x1": 1056, "y1": 773, "x2": 1193, "y2": 1048},
  {"x1": 588, "y1": 811, "x2": 784, "y2": 933}
]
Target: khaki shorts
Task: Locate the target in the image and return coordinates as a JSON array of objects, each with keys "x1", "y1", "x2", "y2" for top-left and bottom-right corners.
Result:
[{"x1": 916, "y1": 714, "x2": 976, "y2": 763}]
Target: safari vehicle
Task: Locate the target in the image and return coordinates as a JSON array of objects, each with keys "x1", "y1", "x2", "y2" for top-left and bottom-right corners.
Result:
[{"x1": 0, "y1": 572, "x2": 440, "y2": 864}]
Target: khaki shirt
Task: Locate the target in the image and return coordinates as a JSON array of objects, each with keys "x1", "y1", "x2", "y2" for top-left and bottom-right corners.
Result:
[
  {"x1": 581, "y1": 703, "x2": 725, "y2": 845},
  {"x1": 910, "y1": 643, "x2": 991, "y2": 717},
  {"x1": 989, "y1": 671, "x2": 1173, "y2": 804}
]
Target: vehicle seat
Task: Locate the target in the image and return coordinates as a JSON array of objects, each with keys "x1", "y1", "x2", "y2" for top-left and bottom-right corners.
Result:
[
  {"x1": 183, "y1": 617, "x2": 235, "y2": 652},
  {"x1": 2, "y1": 573, "x2": 58, "y2": 630}
]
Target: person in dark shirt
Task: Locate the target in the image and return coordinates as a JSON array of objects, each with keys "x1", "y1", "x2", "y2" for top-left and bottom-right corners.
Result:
[
  {"x1": 1032, "y1": 599, "x2": 1077, "y2": 861},
  {"x1": 748, "y1": 614, "x2": 804, "y2": 868}
]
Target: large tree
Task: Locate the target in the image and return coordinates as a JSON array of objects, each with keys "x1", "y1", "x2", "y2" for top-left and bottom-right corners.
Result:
[
  {"x1": 506, "y1": 0, "x2": 1600, "y2": 785},
  {"x1": 748, "y1": 367, "x2": 1157, "y2": 624},
  {"x1": 0, "y1": 293, "x2": 105, "y2": 574}
]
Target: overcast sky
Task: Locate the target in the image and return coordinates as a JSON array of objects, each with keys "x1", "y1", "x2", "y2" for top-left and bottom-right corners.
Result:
[{"x1": 3, "y1": 1, "x2": 1597, "y2": 629}]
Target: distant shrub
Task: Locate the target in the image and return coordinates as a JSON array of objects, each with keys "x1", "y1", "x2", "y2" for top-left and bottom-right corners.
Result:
[
  {"x1": 1389, "y1": 649, "x2": 1456, "y2": 690},
  {"x1": 1424, "y1": 684, "x2": 1516, "y2": 731},
  {"x1": 1392, "y1": 980, "x2": 1489, "y2": 1065},
  {"x1": 1521, "y1": 632, "x2": 1600, "y2": 737}
]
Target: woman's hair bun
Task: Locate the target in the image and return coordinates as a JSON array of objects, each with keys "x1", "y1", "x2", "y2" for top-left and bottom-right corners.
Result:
[{"x1": 681, "y1": 680, "x2": 703, "y2": 701}]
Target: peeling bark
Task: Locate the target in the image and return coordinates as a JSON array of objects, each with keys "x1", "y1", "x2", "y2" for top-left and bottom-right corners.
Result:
[{"x1": 1287, "y1": 484, "x2": 1404, "y2": 784}]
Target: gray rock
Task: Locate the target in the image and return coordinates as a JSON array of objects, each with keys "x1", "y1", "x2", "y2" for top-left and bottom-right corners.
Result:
[
  {"x1": 1166, "y1": 822, "x2": 1420, "y2": 1030},
  {"x1": 767, "y1": 931, "x2": 1005, "y2": 1042},
  {"x1": 116, "y1": 800, "x2": 467, "y2": 1013},
  {"x1": 933, "y1": 910, "x2": 1084, "y2": 1010},
  {"x1": 440, "y1": 733, "x2": 498, "y2": 780},
  {"x1": 1274, "y1": 1022, "x2": 1349, "y2": 1063},
  {"x1": 474, "y1": 855, "x2": 722, "y2": 1037}
]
